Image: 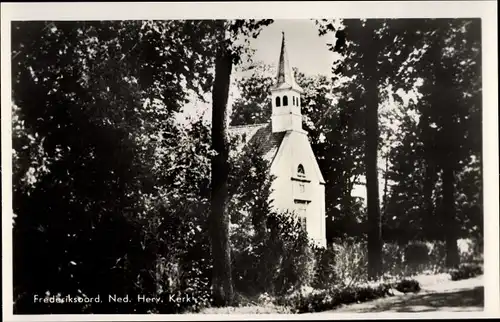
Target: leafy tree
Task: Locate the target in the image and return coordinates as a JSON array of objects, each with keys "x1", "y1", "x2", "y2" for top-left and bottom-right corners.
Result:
[
  {"x1": 230, "y1": 63, "x2": 275, "y2": 126},
  {"x1": 11, "y1": 20, "x2": 224, "y2": 313},
  {"x1": 295, "y1": 69, "x2": 367, "y2": 241},
  {"x1": 335, "y1": 19, "x2": 483, "y2": 268},
  {"x1": 410, "y1": 19, "x2": 482, "y2": 266},
  {"x1": 383, "y1": 106, "x2": 427, "y2": 243},
  {"x1": 227, "y1": 135, "x2": 274, "y2": 294},
  {"x1": 318, "y1": 20, "x2": 377, "y2": 278}
]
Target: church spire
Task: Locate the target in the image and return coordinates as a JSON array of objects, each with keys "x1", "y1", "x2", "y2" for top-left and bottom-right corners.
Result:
[
  {"x1": 273, "y1": 32, "x2": 303, "y2": 93},
  {"x1": 276, "y1": 31, "x2": 290, "y2": 85},
  {"x1": 270, "y1": 32, "x2": 304, "y2": 133}
]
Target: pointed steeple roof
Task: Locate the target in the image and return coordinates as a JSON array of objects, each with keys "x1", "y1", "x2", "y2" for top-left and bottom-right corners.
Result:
[{"x1": 271, "y1": 32, "x2": 304, "y2": 93}]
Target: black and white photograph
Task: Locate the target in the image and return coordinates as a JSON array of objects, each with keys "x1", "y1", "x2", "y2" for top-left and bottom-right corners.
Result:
[{"x1": 1, "y1": 1, "x2": 498, "y2": 320}]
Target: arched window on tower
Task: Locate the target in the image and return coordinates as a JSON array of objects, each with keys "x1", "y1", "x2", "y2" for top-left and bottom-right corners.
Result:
[
  {"x1": 297, "y1": 97, "x2": 300, "y2": 106},
  {"x1": 297, "y1": 164, "x2": 305, "y2": 178},
  {"x1": 276, "y1": 96, "x2": 281, "y2": 107},
  {"x1": 283, "y1": 95, "x2": 288, "y2": 106},
  {"x1": 292, "y1": 96, "x2": 295, "y2": 105}
]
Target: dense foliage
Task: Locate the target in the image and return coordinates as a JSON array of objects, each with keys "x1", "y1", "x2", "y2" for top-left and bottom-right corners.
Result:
[
  {"x1": 12, "y1": 20, "x2": 212, "y2": 314},
  {"x1": 11, "y1": 19, "x2": 273, "y2": 314}
]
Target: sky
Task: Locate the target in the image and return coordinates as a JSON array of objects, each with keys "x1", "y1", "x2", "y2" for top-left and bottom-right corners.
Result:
[{"x1": 243, "y1": 19, "x2": 336, "y2": 78}]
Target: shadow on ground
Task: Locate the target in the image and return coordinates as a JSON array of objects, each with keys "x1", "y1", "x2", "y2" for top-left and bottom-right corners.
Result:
[{"x1": 347, "y1": 286, "x2": 484, "y2": 313}]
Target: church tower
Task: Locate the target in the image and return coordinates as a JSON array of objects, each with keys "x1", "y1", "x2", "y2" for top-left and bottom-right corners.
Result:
[{"x1": 270, "y1": 32, "x2": 304, "y2": 133}]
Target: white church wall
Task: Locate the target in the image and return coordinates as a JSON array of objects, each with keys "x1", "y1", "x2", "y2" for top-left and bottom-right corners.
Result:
[
  {"x1": 269, "y1": 174, "x2": 293, "y2": 212},
  {"x1": 269, "y1": 130, "x2": 327, "y2": 248},
  {"x1": 269, "y1": 132, "x2": 293, "y2": 212},
  {"x1": 298, "y1": 181, "x2": 325, "y2": 248}
]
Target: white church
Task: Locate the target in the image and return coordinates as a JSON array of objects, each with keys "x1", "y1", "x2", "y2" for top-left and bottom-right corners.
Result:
[{"x1": 229, "y1": 33, "x2": 327, "y2": 248}]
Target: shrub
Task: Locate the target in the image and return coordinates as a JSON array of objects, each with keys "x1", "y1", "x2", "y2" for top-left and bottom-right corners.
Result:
[
  {"x1": 265, "y1": 212, "x2": 315, "y2": 295},
  {"x1": 449, "y1": 263, "x2": 483, "y2": 281},
  {"x1": 403, "y1": 241, "x2": 444, "y2": 275},
  {"x1": 231, "y1": 210, "x2": 315, "y2": 297},
  {"x1": 329, "y1": 239, "x2": 368, "y2": 287},
  {"x1": 394, "y1": 279, "x2": 421, "y2": 293},
  {"x1": 382, "y1": 242, "x2": 405, "y2": 274},
  {"x1": 404, "y1": 242, "x2": 431, "y2": 266},
  {"x1": 312, "y1": 246, "x2": 337, "y2": 289},
  {"x1": 277, "y1": 278, "x2": 420, "y2": 313},
  {"x1": 152, "y1": 216, "x2": 213, "y2": 314},
  {"x1": 457, "y1": 238, "x2": 483, "y2": 263},
  {"x1": 426, "y1": 241, "x2": 447, "y2": 269},
  {"x1": 382, "y1": 241, "x2": 447, "y2": 277}
]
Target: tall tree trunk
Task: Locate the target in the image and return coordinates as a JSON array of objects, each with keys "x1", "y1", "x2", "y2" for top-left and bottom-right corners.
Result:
[
  {"x1": 380, "y1": 151, "x2": 390, "y2": 241},
  {"x1": 421, "y1": 33, "x2": 445, "y2": 243},
  {"x1": 364, "y1": 23, "x2": 382, "y2": 280},
  {"x1": 441, "y1": 102, "x2": 460, "y2": 268},
  {"x1": 421, "y1": 113, "x2": 438, "y2": 241},
  {"x1": 365, "y1": 92, "x2": 382, "y2": 279},
  {"x1": 423, "y1": 161, "x2": 437, "y2": 240},
  {"x1": 433, "y1": 43, "x2": 460, "y2": 268},
  {"x1": 209, "y1": 30, "x2": 234, "y2": 306},
  {"x1": 381, "y1": 151, "x2": 389, "y2": 216},
  {"x1": 442, "y1": 161, "x2": 459, "y2": 267},
  {"x1": 364, "y1": 79, "x2": 382, "y2": 278}
]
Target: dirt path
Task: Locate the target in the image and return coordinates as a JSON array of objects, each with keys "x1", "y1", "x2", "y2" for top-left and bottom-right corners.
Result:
[{"x1": 319, "y1": 275, "x2": 484, "y2": 313}]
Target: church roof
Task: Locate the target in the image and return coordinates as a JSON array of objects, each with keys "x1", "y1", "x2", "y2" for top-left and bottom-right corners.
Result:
[
  {"x1": 271, "y1": 32, "x2": 304, "y2": 93},
  {"x1": 228, "y1": 122, "x2": 286, "y2": 164}
]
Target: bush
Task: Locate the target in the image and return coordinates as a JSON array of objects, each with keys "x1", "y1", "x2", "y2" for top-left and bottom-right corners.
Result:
[
  {"x1": 312, "y1": 246, "x2": 337, "y2": 289},
  {"x1": 394, "y1": 279, "x2": 421, "y2": 293},
  {"x1": 404, "y1": 242, "x2": 431, "y2": 266},
  {"x1": 382, "y1": 241, "x2": 447, "y2": 277},
  {"x1": 328, "y1": 239, "x2": 368, "y2": 287},
  {"x1": 264, "y1": 212, "x2": 315, "y2": 295},
  {"x1": 382, "y1": 242, "x2": 405, "y2": 274},
  {"x1": 231, "y1": 210, "x2": 315, "y2": 297},
  {"x1": 426, "y1": 241, "x2": 447, "y2": 269},
  {"x1": 457, "y1": 238, "x2": 483, "y2": 263},
  {"x1": 449, "y1": 263, "x2": 483, "y2": 281},
  {"x1": 151, "y1": 208, "x2": 213, "y2": 314},
  {"x1": 276, "y1": 278, "x2": 420, "y2": 313}
]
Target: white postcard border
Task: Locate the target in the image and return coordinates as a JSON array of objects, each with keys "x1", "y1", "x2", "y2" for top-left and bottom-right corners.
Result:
[{"x1": 1, "y1": 1, "x2": 498, "y2": 321}]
